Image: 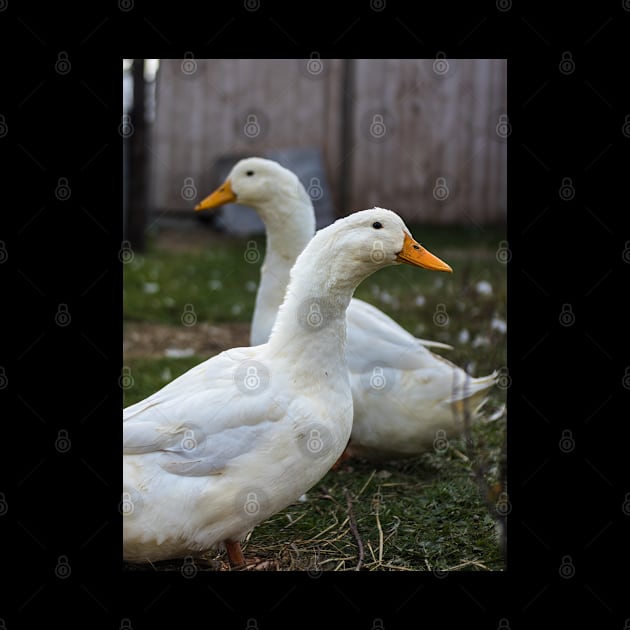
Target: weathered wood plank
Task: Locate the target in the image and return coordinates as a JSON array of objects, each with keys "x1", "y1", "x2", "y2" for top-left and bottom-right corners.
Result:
[{"x1": 148, "y1": 58, "x2": 507, "y2": 226}]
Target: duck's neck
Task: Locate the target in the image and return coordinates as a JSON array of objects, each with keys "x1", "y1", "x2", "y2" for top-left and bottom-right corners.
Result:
[
  {"x1": 266, "y1": 231, "x2": 361, "y2": 379},
  {"x1": 250, "y1": 194, "x2": 315, "y2": 345}
]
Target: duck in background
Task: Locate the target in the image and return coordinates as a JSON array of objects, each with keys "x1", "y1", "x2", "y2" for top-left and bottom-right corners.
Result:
[{"x1": 196, "y1": 157, "x2": 497, "y2": 459}]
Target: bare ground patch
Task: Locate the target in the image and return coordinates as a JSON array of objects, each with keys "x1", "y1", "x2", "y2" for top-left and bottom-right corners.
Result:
[{"x1": 123, "y1": 321, "x2": 251, "y2": 360}]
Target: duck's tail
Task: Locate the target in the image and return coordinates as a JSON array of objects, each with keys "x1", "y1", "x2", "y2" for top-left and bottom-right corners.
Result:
[
  {"x1": 417, "y1": 339, "x2": 454, "y2": 350},
  {"x1": 447, "y1": 370, "x2": 498, "y2": 417}
]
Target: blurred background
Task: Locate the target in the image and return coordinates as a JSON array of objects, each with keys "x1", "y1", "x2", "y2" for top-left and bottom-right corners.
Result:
[{"x1": 123, "y1": 58, "x2": 506, "y2": 244}]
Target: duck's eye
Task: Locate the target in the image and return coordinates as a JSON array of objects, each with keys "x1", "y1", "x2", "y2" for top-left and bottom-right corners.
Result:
[
  {"x1": 372, "y1": 221, "x2": 383, "y2": 229},
  {"x1": 246, "y1": 170, "x2": 255, "y2": 176}
]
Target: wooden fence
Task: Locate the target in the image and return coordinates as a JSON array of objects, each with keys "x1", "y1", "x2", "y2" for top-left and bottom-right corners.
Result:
[{"x1": 148, "y1": 58, "x2": 506, "y2": 226}]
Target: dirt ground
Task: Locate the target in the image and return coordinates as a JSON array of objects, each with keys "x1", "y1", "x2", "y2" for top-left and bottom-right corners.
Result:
[
  {"x1": 147, "y1": 218, "x2": 237, "y2": 252},
  {"x1": 123, "y1": 321, "x2": 251, "y2": 359}
]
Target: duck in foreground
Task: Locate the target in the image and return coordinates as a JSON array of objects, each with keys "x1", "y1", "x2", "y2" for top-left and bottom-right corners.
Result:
[
  {"x1": 123, "y1": 208, "x2": 452, "y2": 566},
  {"x1": 196, "y1": 158, "x2": 497, "y2": 459}
]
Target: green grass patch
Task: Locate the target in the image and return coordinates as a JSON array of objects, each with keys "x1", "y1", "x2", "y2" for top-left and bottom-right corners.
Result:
[
  {"x1": 123, "y1": 234, "x2": 264, "y2": 326},
  {"x1": 242, "y1": 432, "x2": 506, "y2": 571}
]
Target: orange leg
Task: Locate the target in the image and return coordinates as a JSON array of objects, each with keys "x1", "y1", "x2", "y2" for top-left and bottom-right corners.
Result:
[
  {"x1": 331, "y1": 444, "x2": 353, "y2": 470},
  {"x1": 225, "y1": 540, "x2": 246, "y2": 568}
]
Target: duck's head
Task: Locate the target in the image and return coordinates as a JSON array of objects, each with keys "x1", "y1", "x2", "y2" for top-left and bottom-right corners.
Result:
[
  {"x1": 324, "y1": 207, "x2": 453, "y2": 274},
  {"x1": 195, "y1": 157, "x2": 308, "y2": 218}
]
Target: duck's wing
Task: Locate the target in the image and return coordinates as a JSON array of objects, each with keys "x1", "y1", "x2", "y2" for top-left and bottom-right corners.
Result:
[
  {"x1": 346, "y1": 298, "x2": 497, "y2": 399},
  {"x1": 346, "y1": 298, "x2": 453, "y2": 372},
  {"x1": 349, "y1": 298, "x2": 452, "y2": 351},
  {"x1": 123, "y1": 346, "x2": 283, "y2": 477}
]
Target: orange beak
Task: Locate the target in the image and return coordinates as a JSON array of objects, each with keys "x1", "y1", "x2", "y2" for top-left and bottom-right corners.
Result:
[
  {"x1": 194, "y1": 178, "x2": 237, "y2": 211},
  {"x1": 396, "y1": 233, "x2": 452, "y2": 273}
]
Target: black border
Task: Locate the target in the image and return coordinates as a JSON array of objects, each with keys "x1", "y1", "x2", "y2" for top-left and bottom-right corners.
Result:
[{"x1": 6, "y1": 7, "x2": 625, "y2": 628}]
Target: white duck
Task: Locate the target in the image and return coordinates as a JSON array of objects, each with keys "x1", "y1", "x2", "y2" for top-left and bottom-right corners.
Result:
[
  {"x1": 195, "y1": 157, "x2": 497, "y2": 458},
  {"x1": 123, "y1": 208, "x2": 452, "y2": 565}
]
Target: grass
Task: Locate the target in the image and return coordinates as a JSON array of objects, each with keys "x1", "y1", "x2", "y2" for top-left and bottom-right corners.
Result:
[
  {"x1": 123, "y1": 235, "x2": 262, "y2": 327},
  {"x1": 123, "y1": 219, "x2": 507, "y2": 571}
]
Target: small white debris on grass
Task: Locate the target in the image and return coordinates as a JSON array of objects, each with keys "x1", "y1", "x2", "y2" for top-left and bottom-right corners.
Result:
[
  {"x1": 414, "y1": 295, "x2": 426, "y2": 307},
  {"x1": 379, "y1": 290, "x2": 394, "y2": 305},
  {"x1": 208, "y1": 279, "x2": 223, "y2": 291},
  {"x1": 142, "y1": 282, "x2": 159, "y2": 294},
  {"x1": 160, "y1": 367, "x2": 172, "y2": 381},
  {"x1": 475, "y1": 280, "x2": 493, "y2": 296},
  {"x1": 245, "y1": 280, "x2": 257, "y2": 292},
  {"x1": 297, "y1": 493, "x2": 308, "y2": 502},
  {"x1": 491, "y1": 316, "x2": 507, "y2": 334},
  {"x1": 458, "y1": 328, "x2": 470, "y2": 344},
  {"x1": 164, "y1": 347, "x2": 195, "y2": 358},
  {"x1": 472, "y1": 334, "x2": 490, "y2": 348}
]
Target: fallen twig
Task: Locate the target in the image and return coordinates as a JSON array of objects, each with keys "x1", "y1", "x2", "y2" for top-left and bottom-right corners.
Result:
[
  {"x1": 309, "y1": 513, "x2": 342, "y2": 541},
  {"x1": 374, "y1": 488, "x2": 384, "y2": 564},
  {"x1": 447, "y1": 559, "x2": 491, "y2": 571},
  {"x1": 344, "y1": 487, "x2": 364, "y2": 571},
  {"x1": 356, "y1": 469, "x2": 377, "y2": 498},
  {"x1": 366, "y1": 541, "x2": 377, "y2": 565}
]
